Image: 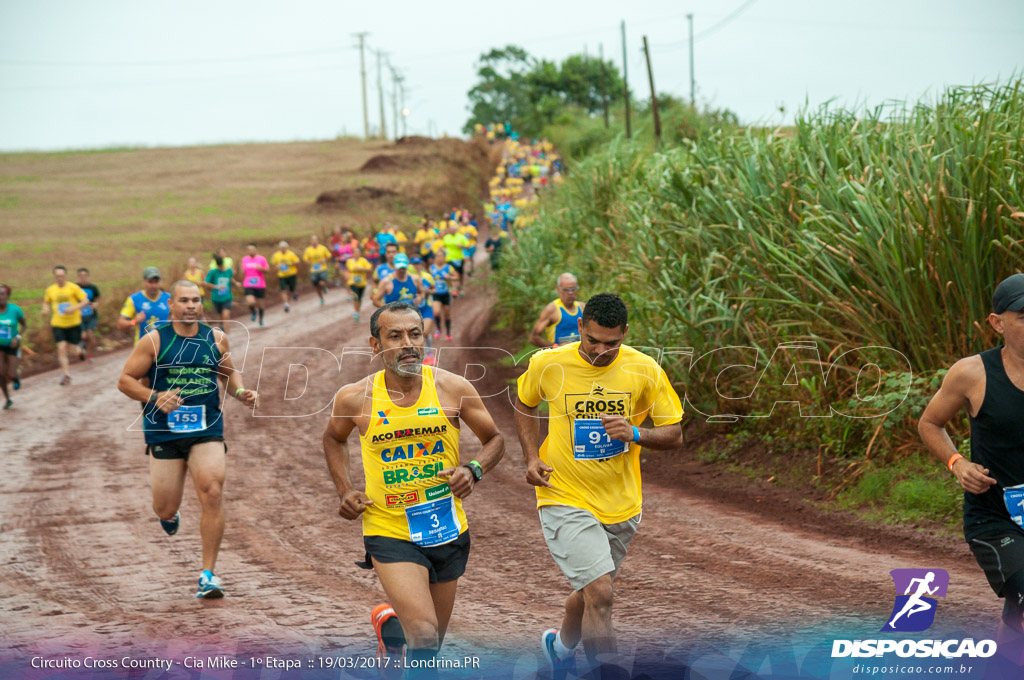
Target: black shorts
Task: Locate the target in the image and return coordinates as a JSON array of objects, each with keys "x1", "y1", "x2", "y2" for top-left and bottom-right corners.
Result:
[
  {"x1": 0, "y1": 345, "x2": 17, "y2": 357},
  {"x1": 52, "y1": 325, "x2": 82, "y2": 345},
  {"x1": 146, "y1": 436, "x2": 226, "y2": 461},
  {"x1": 213, "y1": 300, "x2": 233, "y2": 313},
  {"x1": 451, "y1": 260, "x2": 464, "y2": 275},
  {"x1": 244, "y1": 287, "x2": 266, "y2": 299},
  {"x1": 278, "y1": 275, "x2": 297, "y2": 292},
  {"x1": 350, "y1": 285, "x2": 366, "y2": 302},
  {"x1": 969, "y1": 524, "x2": 1024, "y2": 596},
  {"x1": 434, "y1": 292, "x2": 451, "y2": 306},
  {"x1": 357, "y1": 531, "x2": 470, "y2": 584}
]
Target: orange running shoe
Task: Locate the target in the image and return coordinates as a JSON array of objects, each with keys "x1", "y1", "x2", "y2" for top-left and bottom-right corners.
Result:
[{"x1": 371, "y1": 603, "x2": 406, "y2": 661}]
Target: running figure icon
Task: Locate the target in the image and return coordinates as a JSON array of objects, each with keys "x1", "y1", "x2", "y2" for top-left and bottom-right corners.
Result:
[{"x1": 888, "y1": 572, "x2": 939, "y2": 628}]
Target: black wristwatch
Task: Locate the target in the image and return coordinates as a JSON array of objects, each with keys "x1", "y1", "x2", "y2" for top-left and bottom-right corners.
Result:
[{"x1": 464, "y1": 460, "x2": 483, "y2": 482}]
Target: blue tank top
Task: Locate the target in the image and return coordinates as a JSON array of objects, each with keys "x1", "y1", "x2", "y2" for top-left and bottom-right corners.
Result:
[
  {"x1": 131, "y1": 290, "x2": 171, "y2": 336},
  {"x1": 384, "y1": 275, "x2": 418, "y2": 304},
  {"x1": 550, "y1": 299, "x2": 583, "y2": 344},
  {"x1": 430, "y1": 264, "x2": 450, "y2": 294},
  {"x1": 144, "y1": 323, "x2": 223, "y2": 444}
]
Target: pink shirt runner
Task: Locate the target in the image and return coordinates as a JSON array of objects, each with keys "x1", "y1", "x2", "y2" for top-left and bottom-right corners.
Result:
[{"x1": 241, "y1": 255, "x2": 268, "y2": 288}]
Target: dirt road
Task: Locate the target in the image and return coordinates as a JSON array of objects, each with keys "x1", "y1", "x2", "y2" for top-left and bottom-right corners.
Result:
[{"x1": 0, "y1": 247, "x2": 1002, "y2": 677}]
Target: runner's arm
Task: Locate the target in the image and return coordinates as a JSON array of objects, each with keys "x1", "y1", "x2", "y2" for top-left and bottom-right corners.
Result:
[
  {"x1": 370, "y1": 279, "x2": 390, "y2": 308},
  {"x1": 919, "y1": 356, "x2": 996, "y2": 494},
  {"x1": 599, "y1": 414, "x2": 682, "y2": 449},
  {"x1": 116, "y1": 331, "x2": 181, "y2": 412},
  {"x1": 438, "y1": 375, "x2": 504, "y2": 498},
  {"x1": 215, "y1": 331, "x2": 257, "y2": 408},
  {"x1": 528, "y1": 304, "x2": 557, "y2": 348},
  {"x1": 514, "y1": 394, "x2": 552, "y2": 487},
  {"x1": 324, "y1": 384, "x2": 374, "y2": 518}
]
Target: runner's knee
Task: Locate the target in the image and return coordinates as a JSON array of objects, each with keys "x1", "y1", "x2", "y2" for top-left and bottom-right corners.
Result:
[
  {"x1": 195, "y1": 478, "x2": 223, "y2": 508},
  {"x1": 582, "y1": 578, "x2": 614, "y2": 616},
  {"x1": 152, "y1": 500, "x2": 179, "y2": 520},
  {"x1": 401, "y1": 617, "x2": 440, "y2": 649}
]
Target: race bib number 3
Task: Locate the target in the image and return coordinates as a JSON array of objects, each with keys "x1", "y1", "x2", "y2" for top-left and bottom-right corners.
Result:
[
  {"x1": 405, "y1": 494, "x2": 461, "y2": 547},
  {"x1": 168, "y1": 405, "x2": 207, "y2": 433},
  {"x1": 573, "y1": 419, "x2": 628, "y2": 460}
]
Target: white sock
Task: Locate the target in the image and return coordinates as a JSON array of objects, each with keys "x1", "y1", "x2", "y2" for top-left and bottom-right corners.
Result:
[{"x1": 553, "y1": 632, "x2": 575, "y2": 659}]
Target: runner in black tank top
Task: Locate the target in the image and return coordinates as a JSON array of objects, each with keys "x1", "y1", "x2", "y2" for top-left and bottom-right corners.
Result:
[{"x1": 919, "y1": 273, "x2": 1024, "y2": 634}]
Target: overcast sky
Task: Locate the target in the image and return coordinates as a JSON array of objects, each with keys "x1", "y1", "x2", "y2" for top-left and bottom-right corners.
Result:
[{"x1": 0, "y1": 0, "x2": 1020, "y2": 151}]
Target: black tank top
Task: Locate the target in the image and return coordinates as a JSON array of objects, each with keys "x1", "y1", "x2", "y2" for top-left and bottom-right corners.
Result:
[{"x1": 964, "y1": 346, "x2": 1024, "y2": 540}]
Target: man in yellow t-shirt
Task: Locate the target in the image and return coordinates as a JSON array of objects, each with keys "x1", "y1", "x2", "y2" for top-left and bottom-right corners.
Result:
[
  {"x1": 515, "y1": 293, "x2": 683, "y2": 676},
  {"x1": 414, "y1": 220, "x2": 439, "y2": 264},
  {"x1": 303, "y1": 235, "x2": 333, "y2": 306},
  {"x1": 270, "y1": 240, "x2": 301, "y2": 312},
  {"x1": 344, "y1": 246, "x2": 372, "y2": 322},
  {"x1": 41, "y1": 265, "x2": 88, "y2": 386}
]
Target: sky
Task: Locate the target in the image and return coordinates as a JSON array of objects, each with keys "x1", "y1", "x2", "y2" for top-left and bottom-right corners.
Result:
[{"x1": 0, "y1": 0, "x2": 1021, "y2": 151}]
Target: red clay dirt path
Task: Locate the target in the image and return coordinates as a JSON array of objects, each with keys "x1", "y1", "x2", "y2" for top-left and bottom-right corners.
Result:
[{"x1": 0, "y1": 245, "x2": 1003, "y2": 672}]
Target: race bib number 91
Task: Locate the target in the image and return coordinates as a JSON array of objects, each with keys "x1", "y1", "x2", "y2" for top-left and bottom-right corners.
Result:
[{"x1": 573, "y1": 419, "x2": 628, "y2": 460}]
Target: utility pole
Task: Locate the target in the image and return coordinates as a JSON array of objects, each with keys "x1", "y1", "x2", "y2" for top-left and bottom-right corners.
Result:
[
  {"x1": 621, "y1": 20, "x2": 631, "y2": 139},
  {"x1": 389, "y1": 63, "x2": 399, "y2": 141},
  {"x1": 642, "y1": 36, "x2": 661, "y2": 146},
  {"x1": 599, "y1": 43, "x2": 609, "y2": 129},
  {"x1": 353, "y1": 32, "x2": 369, "y2": 139},
  {"x1": 375, "y1": 49, "x2": 388, "y2": 140},
  {"x1": 687, "y1": 13, "x2": 695, "y2": 108},
  {"x1": 398, "y1": 77, "x2": 407, "y2": 137}
]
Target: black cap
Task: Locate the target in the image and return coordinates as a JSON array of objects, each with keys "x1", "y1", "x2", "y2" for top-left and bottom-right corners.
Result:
[{"x1": 993, "y1": 274, "x2": 1024, "y2": 314}]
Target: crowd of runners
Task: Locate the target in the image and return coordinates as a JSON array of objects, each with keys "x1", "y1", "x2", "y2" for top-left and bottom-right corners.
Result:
[
  {"x1": 28, "y1": 129, "x2": 1024, "y2": 680},
  {"x1": 4, "y1": 132, "x2": 678, "y2": 680}
]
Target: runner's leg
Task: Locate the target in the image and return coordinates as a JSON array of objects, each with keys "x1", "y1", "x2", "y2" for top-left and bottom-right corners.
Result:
[
  {"x1": 188, "y1": 441, "x2": 227, "y2": 572},
  {"x1": 149, "y1": 456, "x2": 188, "y2": 521},
  {"x1": 429, "y1": 579, "x2": 458, "y2": 645},
  {"x1": 559, "y1": 589, "x2": 586, "y2": 649},
  {"x1": 374, "y1": 561, "x2": 441, "y2": 649},
  {"x1": 580, "y1": 574, "x2": 616, "y2": 664},
  {"x1": 56, "y1": 340, "x2": 69, "y2": 376}
]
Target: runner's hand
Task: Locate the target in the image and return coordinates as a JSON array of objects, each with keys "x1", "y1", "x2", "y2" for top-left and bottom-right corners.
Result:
[
  {"x1": 134, "y1": 311, "x2": 147, "y2": 323},
  {"x1": 526, "y1": 458, "x2": 553, "y2": 488},
  {"x1": 155, "y1": 388, "x2": 183, "y2": 414},
  {"x1": 953, "y1": 460, "x2": 997, "y2": 495},
  {"x1": 600, "y1": 414, "x2": 633, "y2": 442},
  {"x1": 338, "y1": 490, "x2": 374, "y2": 519},
  {"x1": 438, "y1": 466, "x2": 474, "y2": 499},
  {"x1": 238, "y1": 389, "x2": 258, "y2": 408}
]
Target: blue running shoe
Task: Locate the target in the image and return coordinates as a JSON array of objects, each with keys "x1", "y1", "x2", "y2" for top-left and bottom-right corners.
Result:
[
  {"x1": 159, "y1": 510, "x2": 180, "y2": 536},
  {"x1": 196, "y1": 570, "x2": 224, "y2": 599},
  {"x1": 12, "y1": 377, "x2": 20, "y2": 390},
  {"x1": 542, "y1": 629, "x2": 576, "y2": 679}
]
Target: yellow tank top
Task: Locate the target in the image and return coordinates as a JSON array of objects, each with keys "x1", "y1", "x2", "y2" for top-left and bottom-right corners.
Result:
[{"x1": 359, "y1": 367, "x2": 468, "y2": 544}]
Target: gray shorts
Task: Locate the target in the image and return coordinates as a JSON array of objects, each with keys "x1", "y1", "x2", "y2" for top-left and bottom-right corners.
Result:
[{"x1": 538, "y1": 505, "x2": 640, "y2": 591}]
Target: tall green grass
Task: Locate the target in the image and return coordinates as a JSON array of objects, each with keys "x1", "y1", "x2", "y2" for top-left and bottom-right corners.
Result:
[{"x1": 497, "y1": 80, "x2": 1024, "y2": 469}]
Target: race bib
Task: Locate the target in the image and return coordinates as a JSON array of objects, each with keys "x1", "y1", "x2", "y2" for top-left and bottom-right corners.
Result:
[
  {"x1": 0, "y1": 327, "x2": 11, "y2": 341},
  {"x1": 405, "y1": 489, "x2": 461, "y2": 547},
  {"x1": 312, "y1": 262, "x2": 324, "y2": 272},
  {"x1": 573, "y1": 419, "x2": 628, "y2": 460},
  {"x1": 217, "y1": 282, "x2": 228, "y2": 293},
  {"x1": 58, "y1": 302, "x2": 72, "y2": 315},
  {"x1": 279, "y1": 263, "x2": 290, "y2": 272},
  {"x1": 1004, "y1": 483, "x2": 1024, "y2": 526},
  {"x1": 168, "y1": 405, "x2": 207, "y2": 433},
  {"x1": 246, "y1": 276, "x2": 260, "y2": 286},
  {"x1": 81, "y1": 305, "x2": 93, "y2": 317}
]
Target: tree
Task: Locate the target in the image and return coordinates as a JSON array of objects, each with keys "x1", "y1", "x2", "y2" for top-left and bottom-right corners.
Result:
[{"x1": 464, "y1": 46, "x2": 535, "y2": 133}]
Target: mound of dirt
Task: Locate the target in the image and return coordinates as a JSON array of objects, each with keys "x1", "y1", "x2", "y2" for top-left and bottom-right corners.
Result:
[
  {"x1": 360, "y1": 154, "x2": 428, "y2": 173},
  {"x1": 314, "y1": 185, "x2": 398, "y2": 207}
]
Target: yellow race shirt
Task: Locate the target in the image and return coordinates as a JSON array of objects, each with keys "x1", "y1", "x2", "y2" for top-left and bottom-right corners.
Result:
[
  {"x1": 270, "y1": 250, "x2": 300, "y2": 278},
  {"x1": 184, "y1": 268, "x2": 206, "y2": 298},
  {"x1": 346, "y1": 257, "x2": 372, "y2": 287},
  {"x1": 359, "y1": 367, "x2": 467, "y2": 543},
  {"x1": 43, "y1": 283, "x2": 87, "y2": 328},
  {"x1": 459, "y1": 225, "x2": 478, "y2": 247},
  {"x1": 517, "y1": 343, "x2": 683, "y2": 523},
  {"x1": 415, "y1": 228, "x2": 438, "y2": 256},
  {"x1": 303, "y1": 245, "x2": 333, "y2": 274}
]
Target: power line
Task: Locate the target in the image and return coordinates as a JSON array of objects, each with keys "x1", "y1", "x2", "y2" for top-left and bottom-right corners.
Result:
[{"x1": 0, "y1": 46, "x2": 354, "y2": 67}]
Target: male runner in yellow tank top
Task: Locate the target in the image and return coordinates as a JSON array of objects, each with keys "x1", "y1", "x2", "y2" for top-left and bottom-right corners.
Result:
[
  {"x1": 323, "y1": 301, "x2": 504, "y2": 671},
  {"x1": 516, "y1": 292, "x2": 683, "y2": 678}
]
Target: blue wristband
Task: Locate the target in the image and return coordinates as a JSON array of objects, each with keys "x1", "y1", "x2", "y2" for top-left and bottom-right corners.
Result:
[{"x1": 632, "y1": 426, "x2": 640, "y2": 443}]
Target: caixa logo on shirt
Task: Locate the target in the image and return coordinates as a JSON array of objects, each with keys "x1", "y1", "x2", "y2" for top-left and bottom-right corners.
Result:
[{"x1": 831, "y1": 569, "x2": 997, "y2": 659}]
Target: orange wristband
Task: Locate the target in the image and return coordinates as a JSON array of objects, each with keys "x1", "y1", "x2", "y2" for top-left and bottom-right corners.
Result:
[{"x1": 947, "y1": 453, "x2": 964, "y2": 472}]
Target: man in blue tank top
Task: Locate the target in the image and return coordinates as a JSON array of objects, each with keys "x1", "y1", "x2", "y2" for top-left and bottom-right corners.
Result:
[
  {"x1": 117, "y1": 280, "x2": 257, "y2": 599},
  {"x1": 371, "y1": 254, "x2": 424, "y2": 309},
  {"x1": 920, "y1": 273, "x2": 1024, "y2": 637},
  {"x1": 530, "y1": 272, "x2": 585, "y2": 348}
]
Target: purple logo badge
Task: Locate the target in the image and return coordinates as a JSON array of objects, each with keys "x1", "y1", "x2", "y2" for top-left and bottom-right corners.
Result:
[{"x1": 881, "y1": 569, "x2": 949, "y2": 632}]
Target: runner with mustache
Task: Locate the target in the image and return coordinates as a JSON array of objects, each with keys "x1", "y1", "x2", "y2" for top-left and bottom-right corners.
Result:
[{"x1": 323, "y1": 301, "x2": 504, "y2": 673}]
